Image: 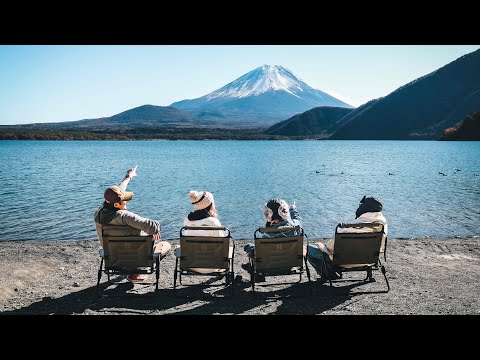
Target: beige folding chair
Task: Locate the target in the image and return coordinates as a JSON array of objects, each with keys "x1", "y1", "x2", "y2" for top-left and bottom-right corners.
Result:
[
  {"x1": 327, "y1": 222, "x2": 390, "y2": 292},
  {"x1": 96, "y1": 225, "x2": 170, "y2": 297},
  {"x1": 249, "y1": 226, "x2": 311, "y2": 294},
  {"x1": 174, "y1": 226, "x2": 234, "y2": 295}
]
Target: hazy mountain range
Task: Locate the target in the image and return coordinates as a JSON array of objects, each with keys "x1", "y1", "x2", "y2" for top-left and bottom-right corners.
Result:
[
  {"x1": 330, "y1": 48, "x2": 480, "y2": 139},
  {"x1": 1, "y1": 49, "x2": 479, "y2": 140},
  {"x1": 12, "y1": 105, "x2": 200, "y2": 130},
  {"x1": 265, "y1": 49, "x2": 480, "y2": 139}
]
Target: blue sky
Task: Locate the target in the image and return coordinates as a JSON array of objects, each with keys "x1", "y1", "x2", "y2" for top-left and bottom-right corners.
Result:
[{"x1": 0, "y1": 45, "x2": 478, "y2": 125}]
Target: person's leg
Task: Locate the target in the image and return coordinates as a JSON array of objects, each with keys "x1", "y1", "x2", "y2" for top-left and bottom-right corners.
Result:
[{"x1": 306, "y1": 243, "x2": 328, "y2": 277}]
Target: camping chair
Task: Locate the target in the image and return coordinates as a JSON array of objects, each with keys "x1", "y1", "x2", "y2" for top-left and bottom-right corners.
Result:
[
  {"x1": 326, "y1": 222, "x2": 390, "y2": 292},
  {"x1": 174, "y1": 226, "x2": 234, "y2": 295},
  {"x1": 96, "y1": 225, "x2": 170, "y2": 297},
  {"x1": 249, "y1": 226, "x2": 311, "y2": 295}
]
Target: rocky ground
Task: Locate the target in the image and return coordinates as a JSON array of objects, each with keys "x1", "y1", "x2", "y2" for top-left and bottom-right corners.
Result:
[{"x1": 0, "y1": 237, "x2": 479, "y2": 315}]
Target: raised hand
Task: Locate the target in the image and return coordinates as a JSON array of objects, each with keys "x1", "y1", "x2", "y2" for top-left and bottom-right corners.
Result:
[{"x1": 126, "y1": 164, "x2": 138, "y2": 179}]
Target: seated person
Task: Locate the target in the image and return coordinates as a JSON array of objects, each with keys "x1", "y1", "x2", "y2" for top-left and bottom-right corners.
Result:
[
  {"x1": 242, "y1": 199, "x2": 302, "y2": 278},
  {"x1": 94, "y1": 165, "x2": 171, "y2": 283},
  {"x1": 307, "y1": 195, "x2": 387, "y2": 281},
  {"x1": 175, "y1": 190, "x2": 228, "y2": 274}
]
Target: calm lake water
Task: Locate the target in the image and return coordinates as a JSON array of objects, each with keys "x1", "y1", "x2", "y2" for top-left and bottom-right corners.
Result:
[{"x1": 0, "y1": 140, "x2": 479, "y2": 242}]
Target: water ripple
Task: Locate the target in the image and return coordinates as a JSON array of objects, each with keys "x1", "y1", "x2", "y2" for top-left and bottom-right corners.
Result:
[{"x1": 1, "y1": 140, "x2": 479, "y2": 241}]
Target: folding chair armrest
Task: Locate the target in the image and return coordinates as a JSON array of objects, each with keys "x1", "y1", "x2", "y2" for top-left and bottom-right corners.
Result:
[
  {"x1": 255, "y1": 226, "x2": 303, "y2": 238},
  {"x1": 337, "y1": 222, "x2": 382, "y2": 229},
  {"x1": 336, "y1": 222, "x2": 385, "y2": 235},
  {"x1": 180, "y1": 226, "x2": 231, "y2": 239}
]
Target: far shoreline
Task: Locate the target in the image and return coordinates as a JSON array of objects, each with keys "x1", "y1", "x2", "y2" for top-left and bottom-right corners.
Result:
[
  {"x1": 1, "y1": 138, "x2": 476, "y2": 141},
  {"x1": 2, "y1": 126, "x2": 475, "y2": 141}
]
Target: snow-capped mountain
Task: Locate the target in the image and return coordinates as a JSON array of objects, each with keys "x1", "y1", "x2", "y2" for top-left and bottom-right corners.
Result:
[{"x1": 171, "y1": 65, "x2": 352, "y2": 125}]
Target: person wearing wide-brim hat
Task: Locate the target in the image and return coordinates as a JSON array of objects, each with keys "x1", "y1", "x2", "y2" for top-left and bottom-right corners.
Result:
[{"x1": 94, "y1": 165, "x2": 171, "y2": 282}]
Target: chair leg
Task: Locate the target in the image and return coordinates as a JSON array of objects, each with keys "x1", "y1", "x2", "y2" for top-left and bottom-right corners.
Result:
[
  {"x1": 304, "y1": 256, "x2": 311, "y2": 282},
  {"x1": 304, "y1": 256, "x2": 313, "y2": 295},
  {"x1": 381, "y1": 265, "x2": 390, "y2": 292},
  {"x1": 96, "y1": 258, "x2": 103, "y2": 298},
  {"x1": 173, "y1": 257, "x2": 178, "y2": 291},
  {"x1": 249, "y1": 259, "x2": 255, "y2": 293},
  {"x1": 155, "y1": 257, "x2": 160, "y2": 291},
  {"x1": 322, "y1": 258, "x2": 333, "y2": 286},
  {"x1": 365, "y1": 267, "x2": 375, "y2": 282},
  {"x1": 228, "y1": 258, "x2": 235, "y2": 296}
]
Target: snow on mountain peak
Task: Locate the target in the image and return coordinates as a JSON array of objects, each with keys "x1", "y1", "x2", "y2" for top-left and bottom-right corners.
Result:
[{"x1": 206, "y1": 64, "x2": 313, "y2": 100}]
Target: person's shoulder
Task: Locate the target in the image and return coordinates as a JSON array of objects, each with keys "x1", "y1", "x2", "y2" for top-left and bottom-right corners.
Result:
[
  {"x1": 118, "y1": 209, "x2": 151, "y2": 221},
  {"x1": 209, "y1": 217, "x2": 222, "y2": 226},
  {"x1": 195, "y1": 217, "x2": 222, "y2": 226}
]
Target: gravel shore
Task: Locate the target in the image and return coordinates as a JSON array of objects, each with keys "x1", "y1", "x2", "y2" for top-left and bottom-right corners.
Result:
[{"x1": 1, "y1": 237, "x2": 479, "y2": 315}]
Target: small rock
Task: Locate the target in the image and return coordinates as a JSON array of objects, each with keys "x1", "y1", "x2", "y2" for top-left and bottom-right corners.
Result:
[
  {"x1": 59, "y1": 267, "x2": 65, "y2": 271},
  {"x1": 73, "y1": 282, "x2": 80, "y2": 287},
  {"x1": 14, "y1": 288, "x2": 18, "y2": 292}
]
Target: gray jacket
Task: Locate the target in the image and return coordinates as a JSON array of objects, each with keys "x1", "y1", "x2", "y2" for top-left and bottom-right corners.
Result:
[{"x1": 94, "y1": 206, "x2": 160, "y2": 246}]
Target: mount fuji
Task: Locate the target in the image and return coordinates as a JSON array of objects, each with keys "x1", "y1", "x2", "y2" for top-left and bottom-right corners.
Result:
[{"x1": 170, "y1": 65, "x2": 352, "y2": 125}]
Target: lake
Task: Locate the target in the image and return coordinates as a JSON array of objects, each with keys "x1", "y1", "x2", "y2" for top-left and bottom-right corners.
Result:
[{"x1": 0, "y1": 140, "x2": 479, "y2": 242}]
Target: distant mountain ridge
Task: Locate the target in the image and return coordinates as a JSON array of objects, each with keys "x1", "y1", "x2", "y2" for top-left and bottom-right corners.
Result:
[
  {"x1": 5, "y1": 51, "x2": 480, "y2": 141},
  {"x1": 265, "y1": 106, "x2": 353, "y2": 137},
  {"x1": 171, "y1": 65, "x2": 352, "y2": 125},
  {"x1": 12, "y1": 105, "x2": 203, "y2": 130},
  {"x1": 330, "y1": 48, "x2": 480, "y2": 140}
]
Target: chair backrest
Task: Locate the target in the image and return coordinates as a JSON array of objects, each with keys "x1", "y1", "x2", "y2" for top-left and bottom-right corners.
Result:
[
  {"x1": 332, "y1": 223, "x2": 384, "y2": 266},
  {"x1": 102, "y1": 225, "x2": 154, "y2": 270},
  {"x1": 253, "y1": 226, "x2": 304, "y2": 271},
  {"x1": 179, "y1": 226, "x2": 231, "y2": 270}
]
